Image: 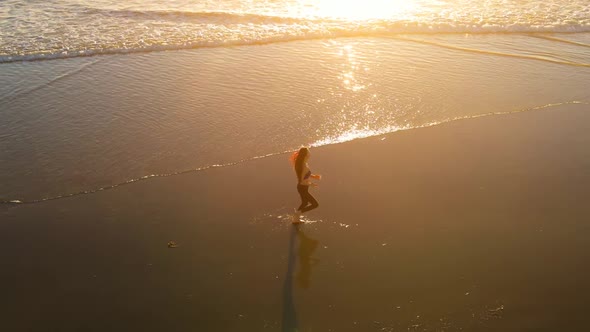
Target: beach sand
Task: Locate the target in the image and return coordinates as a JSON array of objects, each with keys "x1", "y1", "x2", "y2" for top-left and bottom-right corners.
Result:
[{"x1": 1, "y1": 103, "x2": 589, "y2": 331}]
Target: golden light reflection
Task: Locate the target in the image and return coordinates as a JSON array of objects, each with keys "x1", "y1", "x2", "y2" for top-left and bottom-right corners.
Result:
[
  {"x1": 295, "y1": 0, "x2": 416, "y2": 20},
  {"x1": 337, "y1": 44, "x2": 367, "y2": 92},
  {"x1": 311, "y1": 124, "x2": 409, "y2": 147}
]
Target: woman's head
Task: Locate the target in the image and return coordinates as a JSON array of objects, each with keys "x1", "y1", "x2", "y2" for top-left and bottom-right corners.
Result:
[
  {"x1": 289, "y1": 147, "x2": 310, "y2": 166},
  {"x1": 291, "y1": 147, "x2": 310, "y2": 180},
  {"x1": 298, "y1": 147, "x2": 310, "y2": 162}
]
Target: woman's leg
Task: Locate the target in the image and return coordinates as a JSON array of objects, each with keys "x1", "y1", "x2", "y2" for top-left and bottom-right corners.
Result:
[
  {"x1": 299, "y1": 185, "x2": 319, "y2": 213},
  {"x1": 297, "y1": 185, "x2": 309, "y2": 212}
]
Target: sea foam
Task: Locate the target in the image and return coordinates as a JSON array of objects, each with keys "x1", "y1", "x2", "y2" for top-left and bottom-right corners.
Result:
[{"x1": 1, "y1": 0, "x2": 589, "y2": 63}]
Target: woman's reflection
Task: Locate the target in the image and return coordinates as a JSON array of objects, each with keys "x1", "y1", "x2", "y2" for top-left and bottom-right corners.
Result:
[
  {"x1": 296, "y1": 227, "x2": 320, "y2": 289},
  {"x1": 281, "y1": 225, "x2": 320, "y2": 332}
]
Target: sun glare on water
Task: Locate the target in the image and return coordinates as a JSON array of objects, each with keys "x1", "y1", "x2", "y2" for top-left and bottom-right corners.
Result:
[{"x1": 295, "y1": 0, "x2": 417, "y2": 20}]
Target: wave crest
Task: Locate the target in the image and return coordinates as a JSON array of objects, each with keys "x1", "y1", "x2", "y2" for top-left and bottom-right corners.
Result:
[
  {"x1": 2, "y1": 20, "x2": 590, "y2": 64},
  {"x1": 87, "y1": 8, "x2": 313, "y2": 24}
]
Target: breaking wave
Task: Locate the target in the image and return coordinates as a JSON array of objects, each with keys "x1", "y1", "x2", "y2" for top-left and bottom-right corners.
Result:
[{"x1": 2, "y1": 18, "x2": 590, "y2": 64}]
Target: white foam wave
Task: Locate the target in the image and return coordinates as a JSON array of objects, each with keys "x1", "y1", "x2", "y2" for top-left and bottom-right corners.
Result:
[
  {"x1": 3, "y1": 0, "x2": 590, "y2": 64},
  {"x1": 2, "y1": 22, "x2": 590, "y2": 64},
  {"x1": 87, "y1": 8, "x2": 312, "y2": 24},
  {"x1": 2, "y1": 0, "x2": 590, "y2": 63}
]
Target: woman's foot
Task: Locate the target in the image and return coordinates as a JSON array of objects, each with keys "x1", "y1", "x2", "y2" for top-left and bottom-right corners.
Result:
[{"x1": 292, "y1": 209, "x2": 303, "y2": 224}]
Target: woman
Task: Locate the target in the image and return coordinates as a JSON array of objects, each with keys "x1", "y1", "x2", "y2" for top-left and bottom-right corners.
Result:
[{"x1": 290, "y1": 147, "x2": 321, "y2": 221}]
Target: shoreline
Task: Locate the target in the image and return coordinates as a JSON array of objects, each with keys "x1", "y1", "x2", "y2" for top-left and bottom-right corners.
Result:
[{"x1": 2, "y1": 99, "x2": 587, "y2": 206}]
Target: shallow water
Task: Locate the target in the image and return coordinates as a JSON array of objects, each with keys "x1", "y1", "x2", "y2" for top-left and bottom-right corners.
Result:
[{"x1": 1, "y1": 35, "x2": 590, "y2": 201}]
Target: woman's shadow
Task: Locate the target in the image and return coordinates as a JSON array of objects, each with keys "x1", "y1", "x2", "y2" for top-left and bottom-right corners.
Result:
[{"x1": 281, "y1": 225, "x2": 319, "y2": 332}]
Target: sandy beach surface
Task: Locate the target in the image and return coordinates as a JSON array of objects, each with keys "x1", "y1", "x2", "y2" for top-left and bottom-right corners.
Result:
[{"x1": 1, "y1": 103, "x2": 589, "y2": 331}]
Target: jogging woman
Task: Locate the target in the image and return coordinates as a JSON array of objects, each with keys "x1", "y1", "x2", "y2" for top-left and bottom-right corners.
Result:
[{"x1": 290, "y1": 147, "x2": 321, "y2": 221}]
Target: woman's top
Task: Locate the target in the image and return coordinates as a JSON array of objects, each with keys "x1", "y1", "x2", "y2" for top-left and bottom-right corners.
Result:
[{"x1": 299, "y1": 164, "x2": 312, "y2": 186}]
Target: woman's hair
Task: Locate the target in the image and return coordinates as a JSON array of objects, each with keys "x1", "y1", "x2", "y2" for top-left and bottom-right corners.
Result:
[{"x1": 290, "y1": 147, "x2": 309, "y2": 181}]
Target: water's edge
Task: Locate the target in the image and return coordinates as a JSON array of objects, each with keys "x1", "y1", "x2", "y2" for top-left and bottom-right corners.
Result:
[{"x1": 2, "y1": 100, "x2": 586, "y2": 206}]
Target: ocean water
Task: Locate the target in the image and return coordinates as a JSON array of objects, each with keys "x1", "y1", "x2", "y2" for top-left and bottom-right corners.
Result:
[
  {"x1": 1, "y1": 0, "x2": 590, "y2": 202},
  {"x1": 1, "y1": 0, "x2": 590, "y2": 62}
]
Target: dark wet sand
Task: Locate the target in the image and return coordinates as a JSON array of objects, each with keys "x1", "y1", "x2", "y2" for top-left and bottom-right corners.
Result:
[{"x1": 1, "y1": 104, "x2": 589, "y2": 332}]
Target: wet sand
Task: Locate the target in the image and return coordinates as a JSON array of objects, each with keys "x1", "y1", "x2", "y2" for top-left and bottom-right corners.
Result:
[{"x1": 1, "y1": 104, "x2": 589, "y2": 331}]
